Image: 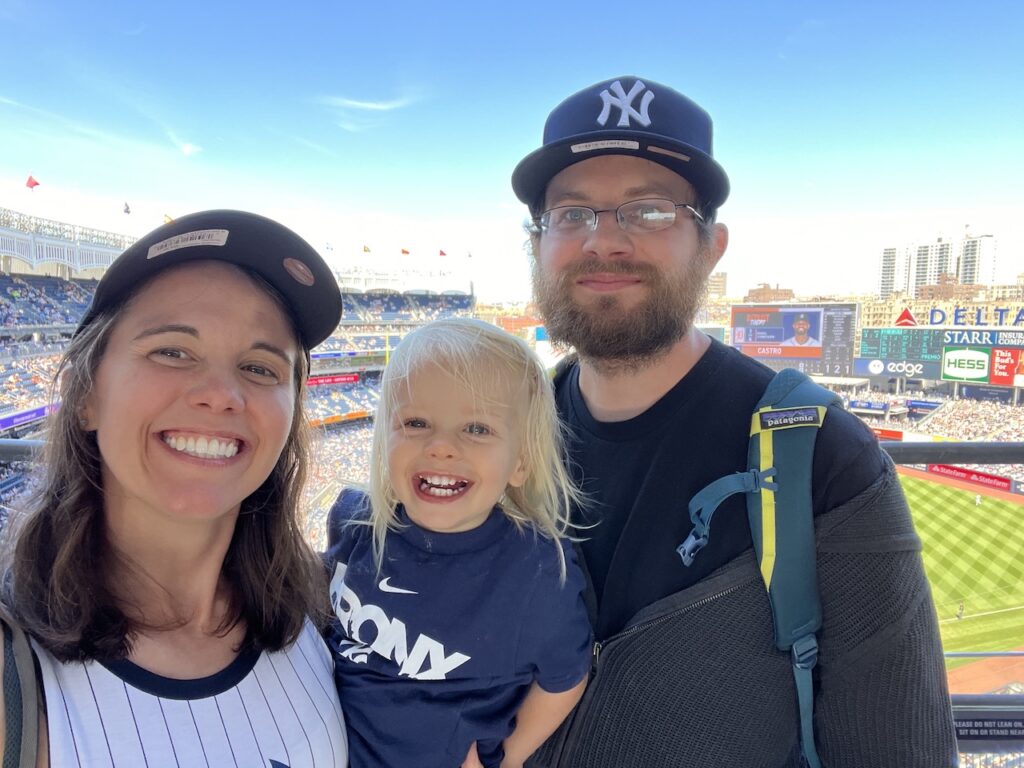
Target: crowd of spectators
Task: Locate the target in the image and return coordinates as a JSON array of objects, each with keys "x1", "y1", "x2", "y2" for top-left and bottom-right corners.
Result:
[
  {"x1": 0, "y1": 273, "x2": 472, "y2": 339},
  {"x1": 0, "y1": 338, "x2": 67, "y2": 362},
  {"x1": 0, "y1": 274, "x2": 95, "y2": 326},
  {"x1": 342, "y1": 292, "x2": 473, "y2": 323},
  {"x1": 0, "y1": 461, "x2": 31, "y2": 526},
  {"x1": 923, "y1": 399, "x2": 1021, "y2": 441},
  {"x1": 0, "y1": 354, "x2": 59, "y2": 416},
  {"x1": 303, "y1": 422, "x2": 374, "y2": 550},
  {"x1": 317, "y1": 332, "x2": 405, "y2": 353},
  {"x1": 307, "y1": 381, "x2": 380, "y2": 422},
  {"x1": 959, "y1": 754, "x2": 1024, "y2": 767}
]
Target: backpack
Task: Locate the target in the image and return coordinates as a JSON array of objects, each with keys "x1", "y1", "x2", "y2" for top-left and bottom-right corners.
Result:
[
  {"x1": 677, "y1": 368, "x2": 838, "y2": 768},
  {"x1": 1, "y1": 618, "x2": 39, "y2": 768}
]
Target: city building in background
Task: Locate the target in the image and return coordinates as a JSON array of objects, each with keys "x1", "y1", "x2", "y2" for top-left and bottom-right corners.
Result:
[
  {"x1": 878, "y1": 232, "x2": 997, "y2": 299},
  {"x1": 744, "y1": 283, "x2": 795, "y2": 303}
]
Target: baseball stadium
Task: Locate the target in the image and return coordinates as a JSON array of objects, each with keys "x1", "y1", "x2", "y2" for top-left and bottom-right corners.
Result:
[{"x1": 1, "y1": 208, "x2": 1023, "y2": 766}]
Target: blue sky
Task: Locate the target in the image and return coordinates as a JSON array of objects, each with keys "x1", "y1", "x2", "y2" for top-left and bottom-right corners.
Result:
[{"x1": 2, "y1": 0, "x2": 1022, "y2": 301}]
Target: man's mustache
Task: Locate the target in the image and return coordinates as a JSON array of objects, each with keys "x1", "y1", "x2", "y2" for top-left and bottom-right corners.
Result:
[{"x1": 560, "y1": 259, "x2": 659, "y2": 279}]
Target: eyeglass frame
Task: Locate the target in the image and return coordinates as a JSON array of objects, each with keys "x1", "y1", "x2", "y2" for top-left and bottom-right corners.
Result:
[{"x1": 530, "y1": 198, "x2": 705, "y2": 236}]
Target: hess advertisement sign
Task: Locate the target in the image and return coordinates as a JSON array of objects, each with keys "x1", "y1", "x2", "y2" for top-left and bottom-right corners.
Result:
[
  {"x1": 941, "y1": 348, "x2": 989, "y2": 382},
  {"x1": 941, "y1": 347, "x2": 1024, "y2": 386}
]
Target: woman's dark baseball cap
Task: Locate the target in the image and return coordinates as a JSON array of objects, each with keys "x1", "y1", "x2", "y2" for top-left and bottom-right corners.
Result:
[
  {"x1": 512, "y1": 76, "x2": 730, "y2": 216},
  {"x1": 77, "y1": 209, "x2": 342, "y2": 349}
]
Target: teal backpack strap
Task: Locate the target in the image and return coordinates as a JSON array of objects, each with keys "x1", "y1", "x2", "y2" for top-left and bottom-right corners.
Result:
[
  {"x1": 2, "y1": 618, "x2": 39, "y2": 768},
  {"x1": 680, "y1": 368, "x2": 837, "y2": 768},
  {"x1": 748, "y1": 368, "x2": 838, "y2": 768},
  {"x1": 677, "y1": 468, "x2": 778, "y2": 566}
]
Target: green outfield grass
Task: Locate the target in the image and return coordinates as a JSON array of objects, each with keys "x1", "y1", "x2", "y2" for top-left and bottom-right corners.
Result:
[{"x1": 903, "y1": 475, "x2": 1024, "y2": 670}]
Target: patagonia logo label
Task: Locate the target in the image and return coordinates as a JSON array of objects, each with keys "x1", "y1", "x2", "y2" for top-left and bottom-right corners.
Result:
[{"x1": 760, "y1": 408, "x2": 821, "y2": 430}]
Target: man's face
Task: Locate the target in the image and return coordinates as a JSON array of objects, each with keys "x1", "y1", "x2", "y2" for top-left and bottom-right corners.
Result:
[
  {"x1": 531, "y1": 155, "x2": 724, "y2": 366},
  {"x1": 793, "y1": 318, "x2": 810, "y2": 337}
]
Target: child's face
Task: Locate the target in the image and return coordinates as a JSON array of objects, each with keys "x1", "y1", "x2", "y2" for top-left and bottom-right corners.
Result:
[{"x1": 386, "y1": 363, "x2": 527, "y2": 533}]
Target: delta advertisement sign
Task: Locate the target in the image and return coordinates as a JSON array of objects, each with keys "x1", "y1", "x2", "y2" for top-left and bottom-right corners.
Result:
[
  {"x1": 853, "y1": 357, "x2": 942, "y2": 379},
  {"x1": 895, "y1": 306, "x2": 1024, "y2": 327},
  {"x1": 941, "y1": 347, "x2": 1024, "y2": 386}
]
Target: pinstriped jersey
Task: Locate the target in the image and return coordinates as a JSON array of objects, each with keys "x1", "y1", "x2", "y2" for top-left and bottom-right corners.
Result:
[{"x1": 33, "y1": 618, "x2": 347, "y2": 768}]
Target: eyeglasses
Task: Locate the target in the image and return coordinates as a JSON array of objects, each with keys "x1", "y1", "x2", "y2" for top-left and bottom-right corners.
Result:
[{"x1": 534, "y1": 198, "x2": 704, "y2": 237}]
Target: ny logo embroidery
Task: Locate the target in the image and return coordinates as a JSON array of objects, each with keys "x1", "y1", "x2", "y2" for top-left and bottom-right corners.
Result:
[{"x1": 597, "y1": 80, "x2": 655, "y2": 128}]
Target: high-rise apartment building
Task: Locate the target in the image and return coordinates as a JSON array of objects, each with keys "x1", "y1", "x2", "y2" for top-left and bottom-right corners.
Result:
[
  {"x1": 877, "y1": 232, "x2": 997, "y2": 298},
  {"x1": 957, "y1": 234, "x2": 997, "y2": 285}
]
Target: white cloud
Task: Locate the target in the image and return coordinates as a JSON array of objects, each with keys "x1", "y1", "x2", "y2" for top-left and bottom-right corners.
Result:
[
  {"x1": 318, "y1": 90, "x2": 420, "y2": 133},
  {"x1": 319, "y1": 95, "x2": 414, "y2": 112}
]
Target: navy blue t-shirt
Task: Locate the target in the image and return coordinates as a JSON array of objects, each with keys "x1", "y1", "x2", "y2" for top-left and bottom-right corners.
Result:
[{"x1": 324, "y1": 490, "x2": 592, "y2": 768}]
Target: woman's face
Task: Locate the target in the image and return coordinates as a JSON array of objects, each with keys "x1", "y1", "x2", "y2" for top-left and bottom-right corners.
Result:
[{"x1": 83, "y1": 261, "x2": 299, "y2": 528}]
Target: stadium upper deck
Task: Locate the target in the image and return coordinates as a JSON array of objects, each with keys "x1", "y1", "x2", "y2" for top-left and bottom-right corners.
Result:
[{"x1": 0, "y1": 271, "x2": 473, "y2": 334}]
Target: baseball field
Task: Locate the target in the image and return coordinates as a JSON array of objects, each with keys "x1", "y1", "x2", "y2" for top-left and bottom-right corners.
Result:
[{"x1": 902, "y1": 471, "x2": 1024, "y2": 676}]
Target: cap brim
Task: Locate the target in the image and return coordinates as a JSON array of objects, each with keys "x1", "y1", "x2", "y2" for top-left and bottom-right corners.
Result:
[
  {"x1": 512, "y1": 131, "x2": 729, "y2": 214},
  {"x1": 78, "y1": 210, "x2": 342, "y2": 349}
]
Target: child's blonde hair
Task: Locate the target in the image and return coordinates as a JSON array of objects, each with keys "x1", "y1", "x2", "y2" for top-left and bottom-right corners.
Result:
[{"x1": 367, "y1": 317, "x2": 581, "y2": 577}]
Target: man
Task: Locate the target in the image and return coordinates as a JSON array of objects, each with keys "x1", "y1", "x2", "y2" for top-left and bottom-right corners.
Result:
[
  {"x1": 512, "y1": 77, "x2": 956, "y2": 767},
  {"x1": 783, "y1": 311, "x2": 820, "y2": 346}
]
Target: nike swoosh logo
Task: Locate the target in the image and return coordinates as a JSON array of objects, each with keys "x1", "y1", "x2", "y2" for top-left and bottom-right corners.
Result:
[{"x1": 379, "y1": 577, "x2": 418, "y2": 595}]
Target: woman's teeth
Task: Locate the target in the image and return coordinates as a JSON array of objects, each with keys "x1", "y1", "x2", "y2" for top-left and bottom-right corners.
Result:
[{"x1": 163, "y1": 433, "x2": 240, "y2": 459}]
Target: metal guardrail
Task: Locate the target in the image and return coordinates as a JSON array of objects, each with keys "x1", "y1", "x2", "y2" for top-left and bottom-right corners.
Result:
[
  {"x1": 2, "y1": 438, "x2": 1021, "y2": 465},
  {"x1": 879, "y1": 440, "x2": 1024, "y2": 464},
  {"x1": 0, "y1": 438, "x2": 42, "y2": 461}
]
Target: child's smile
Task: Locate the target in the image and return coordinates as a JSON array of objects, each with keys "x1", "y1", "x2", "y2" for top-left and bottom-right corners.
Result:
[{"x1": 416, "y1": 473, "x2": 472, "y2": 499}]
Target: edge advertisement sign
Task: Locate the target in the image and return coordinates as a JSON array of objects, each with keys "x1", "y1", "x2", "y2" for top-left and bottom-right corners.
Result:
[{"x1": 853, "y1": 357, "x2": 941, "y2": 379}]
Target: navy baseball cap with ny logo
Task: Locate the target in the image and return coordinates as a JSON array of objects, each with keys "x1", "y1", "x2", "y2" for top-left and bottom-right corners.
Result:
[{"x1": 512, "y1": 76, "x2": 730, "y2": 216}]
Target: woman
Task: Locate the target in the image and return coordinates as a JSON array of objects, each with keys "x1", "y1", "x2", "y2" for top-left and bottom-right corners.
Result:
[{"x1": 0, "y1": 210, "x2": 348, "y2": 766}]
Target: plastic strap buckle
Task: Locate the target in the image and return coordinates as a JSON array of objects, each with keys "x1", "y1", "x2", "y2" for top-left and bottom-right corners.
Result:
[
  {"x1": 676, "y1": 532, "x2": 709, "y2": 567},
  {"x1": 752, "y1": 467, "x2": 779, "y2": 493},
  {"x1": 791, "y1": 634, "x2": 818, "y2": 670}
]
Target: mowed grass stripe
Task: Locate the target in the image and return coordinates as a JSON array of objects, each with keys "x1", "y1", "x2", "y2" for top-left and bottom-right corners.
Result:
[{"x1": 900, "y1": 475, "x2": 1024, "y2": 669}]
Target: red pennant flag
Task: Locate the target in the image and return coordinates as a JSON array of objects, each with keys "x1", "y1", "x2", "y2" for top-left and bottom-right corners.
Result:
[
  {"x1": 362, "y1": 245, "x2": 371, "y2": 253},
  {"x1": 439, "y1": 249, "x2": 446, "y2": 256},
  {"x1": 25, "y1": 175, "x2": 39, "y2": 189},
  {"x1": 400, "y1": 248, "x2": 410, "y2": 255}
]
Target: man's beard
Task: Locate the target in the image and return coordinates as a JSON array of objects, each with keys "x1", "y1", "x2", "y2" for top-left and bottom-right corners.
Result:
[{"x1": 532, "y1": 251, "x2": 711, "y2": 372}]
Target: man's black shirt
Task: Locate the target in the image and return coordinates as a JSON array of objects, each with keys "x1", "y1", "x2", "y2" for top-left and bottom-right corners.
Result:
[{"x1": 554, "y1": 338, "x2": 886, "y2": 640}]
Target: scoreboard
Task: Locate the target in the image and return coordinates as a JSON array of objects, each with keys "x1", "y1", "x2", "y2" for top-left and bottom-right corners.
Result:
[
  {"x1": 859, "y1": 329, "x2": 944, "y2": 363},
  {"x1": 860, "y1": 328, "x2": 1024, "y2": 364},
  {"x1": 730, "y1": 303, "x2": 858, "y2": 376}
]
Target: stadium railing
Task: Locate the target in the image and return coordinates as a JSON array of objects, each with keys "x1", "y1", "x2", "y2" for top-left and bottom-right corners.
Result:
[{"x1": 1, "y1": 437, "x2": 1023, "y2": 761}]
